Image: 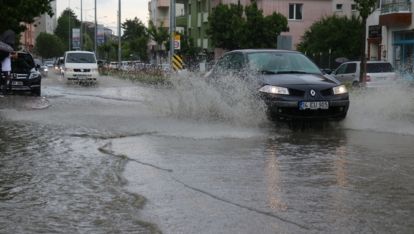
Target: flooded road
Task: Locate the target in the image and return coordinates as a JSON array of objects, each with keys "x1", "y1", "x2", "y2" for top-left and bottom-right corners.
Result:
[{"x1": 0, "y1": 73, "x2": 413, "y2": 233}]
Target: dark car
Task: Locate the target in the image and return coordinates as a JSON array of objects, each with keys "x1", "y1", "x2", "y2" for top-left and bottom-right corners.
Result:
[
  {"x1": 9, "y1": 51, "x2": 42, "y2": 96},
  {"x1": 206, "y1": 49, "x2": 349, "y2": 121}
]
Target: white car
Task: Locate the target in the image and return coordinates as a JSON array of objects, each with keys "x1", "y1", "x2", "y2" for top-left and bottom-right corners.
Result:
[
  {"x1": 332, "y1": 61, "x2": 398, "y2": 88},
  {"x1": 62, "y1": 51, "x2": 99, "y2": 82}
]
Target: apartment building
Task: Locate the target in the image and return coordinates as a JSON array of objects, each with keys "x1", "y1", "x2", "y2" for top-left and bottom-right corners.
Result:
[
  {"x1": 366, "y1": 0, "x2": 413, "y2": 71},
  {"x1": 21, "y1": 1, "x2": 57, "y2": 51}
]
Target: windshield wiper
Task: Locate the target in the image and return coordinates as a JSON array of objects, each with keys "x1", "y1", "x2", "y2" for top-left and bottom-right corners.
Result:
[
  {"x1": 258, "y1": 70, "x2": 277, "y2": 74},
  {"x1": 275, "y1": 71, "x2": 312, "y2": 74}
]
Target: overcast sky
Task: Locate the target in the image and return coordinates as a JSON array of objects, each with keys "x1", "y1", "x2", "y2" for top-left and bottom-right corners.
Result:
[{"x1": 56, "y1": 0, "x2": 149, "y2": 35}]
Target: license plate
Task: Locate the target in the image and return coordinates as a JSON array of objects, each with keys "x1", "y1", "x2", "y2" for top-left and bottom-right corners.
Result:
[
  {"x1": 299, "y1": 101, "x2": 329, "y2": 110},
  {"x1": 12, "y1": 81, "x2": 23, "y2": 85}
]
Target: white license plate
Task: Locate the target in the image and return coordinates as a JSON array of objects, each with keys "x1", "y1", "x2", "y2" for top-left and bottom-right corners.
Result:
[
  {"x1": 12, "y1": 81, "x2": 23, "y2": 85},
  {"x1": 299, "y1": 101, "x2": 329, "y2": 110}
]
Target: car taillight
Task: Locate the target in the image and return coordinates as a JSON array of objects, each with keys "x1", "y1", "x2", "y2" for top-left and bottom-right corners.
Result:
[{"x1": 365, "y1": 75, "x2": 371, "y2": 82}]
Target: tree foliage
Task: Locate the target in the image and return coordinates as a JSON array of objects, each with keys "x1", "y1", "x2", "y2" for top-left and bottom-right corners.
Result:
[
  {"x1": 354, "y1": 0, "x2": 378, "y2": 83},
  {"x1": 122, "y1": 17, "x2": 149, "y2": 61},
  {"x1": 297, "y1": 15, "x2": 363, "y2": 61},
  {"x1": 207, "y1": 1, "x2": 288, "y2": 50},
  {"x1": 0, "y1": 0, "x2": 54, "y2": 46},
  {"x1": 34, "y1": 32, "x2": 65, "y2": 59},
  {"x1": 54, "y1": 9, "x2": 81, "y2": 51}
]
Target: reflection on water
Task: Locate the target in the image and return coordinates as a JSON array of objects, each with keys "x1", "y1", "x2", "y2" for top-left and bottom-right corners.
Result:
[
  {"x1": 0, "y1": 121, "x2": 156, "y2": 233},
  {"x1": 263, "y1": 128, "x2": 414, "y2": 233}
]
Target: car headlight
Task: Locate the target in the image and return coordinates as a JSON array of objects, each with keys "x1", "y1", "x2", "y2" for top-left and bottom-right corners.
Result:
[
  {"x1": 259, "y1": 85, "x2": 289, "y2": 95},
  {"x1": 29, "y1": 72, "x2": 40, "y2": 79},
  {"x1": 333, "y1": 85, "x2": 348, "y2": 95}
]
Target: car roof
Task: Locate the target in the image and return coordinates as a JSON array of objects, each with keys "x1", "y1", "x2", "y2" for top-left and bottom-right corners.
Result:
[
  {"x1": 226, "y1": 49, "x2": 300, "y2": 54},
  {"x1": 344, "y1": 61, "x2": 392, "y2": 64},
  {"x1": 65, "y1": 50, "x2": 95, "y2": 54}
]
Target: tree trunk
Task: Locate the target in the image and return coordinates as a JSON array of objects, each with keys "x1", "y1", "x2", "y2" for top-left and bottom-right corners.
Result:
[{"x1": 359, "y1": 17, "x2": 367, "y2": 85}]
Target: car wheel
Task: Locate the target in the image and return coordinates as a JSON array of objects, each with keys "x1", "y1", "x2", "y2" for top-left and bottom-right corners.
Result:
[
  {"x1": 32, "y1": 87, "x2": 41, "y2": 96},
  {"x1": 352, "y1": 81, "x2": 360, "y2": 87}
]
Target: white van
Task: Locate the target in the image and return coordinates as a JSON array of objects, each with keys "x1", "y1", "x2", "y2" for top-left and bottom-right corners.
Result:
[
  {"x1": 62, "y1": 51, "x2": 99, "y2": 82},
  {"x1": 332, "y1": 61, "x2": 397, "y2": 88}
]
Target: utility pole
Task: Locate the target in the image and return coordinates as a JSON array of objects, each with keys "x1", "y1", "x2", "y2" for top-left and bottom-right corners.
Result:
[
  {"x1": 118, "y1": 0, "x2": 121, "y2": 68},
  {"x1": 169, "y1": 0, "x2": 176, "y2": 66},
  {"x1": 68, "y1": 0, "x2": 71, "y2": 50},
  {"x1": 94, "y1": 0, "x2": 97, "y2": 55},
  {"x1": 80, "y1": 0, "x2": 83, "y2": 50}
]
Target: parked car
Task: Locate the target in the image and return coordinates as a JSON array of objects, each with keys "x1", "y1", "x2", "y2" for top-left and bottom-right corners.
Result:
[
  {"x1": 4, "y1": 51, "x2": 42, "y2": 96},
  {"x1": 39, "y1": 65, "x2": 48, "y2": 77},
  {"x1": 62, "y1": 51, "x2": 99, "y2": 83},
  {"x1": 206, "y1": 49, "x2": 349, "y2": 121},
  {"x1": 331, "y1": 61, "x2": 398, "y2": 88},
  {"x1": 54, "y1": 56, "x2": 64, "y2": 74}
]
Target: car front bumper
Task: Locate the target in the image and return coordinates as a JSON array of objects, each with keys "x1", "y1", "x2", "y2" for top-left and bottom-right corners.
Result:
[
  {"x1": 9, "y1": 77, "x2": 41, "y2": 92},
  {"x1": 64, "y1": 71, "x2": 99, "y2": 81},
  {"x1": 262, "y1": 94, "x2": 349, "y2": 121}
]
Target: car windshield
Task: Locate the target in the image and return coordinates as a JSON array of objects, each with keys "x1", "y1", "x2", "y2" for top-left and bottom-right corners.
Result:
[
  {"x1": 366, "y1": 63, "x2": 394, "y2": 73},
  {"x1": 247, "y1": 52, "x2": 321, "y2": 74},
  {"x1": 66, "y1": 53, "x2": 96, "y2": 63},
  {"x1": 12, "y1": 53, "x2": 35, "y2": 73}
]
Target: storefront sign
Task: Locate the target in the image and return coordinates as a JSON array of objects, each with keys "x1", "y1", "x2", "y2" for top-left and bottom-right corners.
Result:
[{"x1": 369, "y1": 25, "x2": 382, "y2": 38}]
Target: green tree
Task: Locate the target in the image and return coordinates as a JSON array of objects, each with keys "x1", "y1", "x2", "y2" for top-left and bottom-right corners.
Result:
[
  {"x1": 354, "y1": 0, "x2": 378, "y2": 84},
  {"x1": 54, "y1": 9, "x2": 81, "y2": 50},
  {"x1": 207, "y1": 3, "x2": 244, "y2": 50},
  {"x1": 297, "y1": 15, "x2": 363, "y2": 67},
  {"x1": 34, "y1": 32, "x2": 65, "y2": 59},
  {"x1": 207, "y1": 1, "x2": 288, "y2": 50},
  {"x1": 0, "y1": 0, "x2": 54, "y2": 40},
  {"x1": 121, "y1": 17, "x2": 149, "y2": 61},
  {"x1": 148, "y1": 20, "x2": 169, "y2": 64}
]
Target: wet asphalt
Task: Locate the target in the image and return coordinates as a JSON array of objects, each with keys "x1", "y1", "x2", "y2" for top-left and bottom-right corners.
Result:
[{"x1": 0, "y1": 73, "x2": 413, "y2": 233}]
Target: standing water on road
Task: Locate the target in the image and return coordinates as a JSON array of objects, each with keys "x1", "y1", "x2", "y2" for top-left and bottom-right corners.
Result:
[{"x1": 0, "y1": 74, "x2": 413, "y2": 233}]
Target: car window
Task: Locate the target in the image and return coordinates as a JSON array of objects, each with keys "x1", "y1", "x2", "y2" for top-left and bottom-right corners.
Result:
[
  {"x1": 345, "y1": 63, "x2": 356, "y2": 73},
  {"x1": 335, "y1": 64, "x2": 347, "y2": 75},
  {"x1": 247, "y1": 52, "x2": 321, "y2": 74},
  {"x1": 66, "y1": 53, "x2": 96, "y2": 63},
  {"x1": 367, "y1": 63, "x2": 394, "y2": 73}
]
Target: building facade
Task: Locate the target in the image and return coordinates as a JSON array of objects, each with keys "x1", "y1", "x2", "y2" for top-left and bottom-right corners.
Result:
[
  {"x1": 366, "y1": 0, "x2": 413, "y2": 71},
  {"x1": 21, "y1": 0, "x2": 57, "y2": 51}
]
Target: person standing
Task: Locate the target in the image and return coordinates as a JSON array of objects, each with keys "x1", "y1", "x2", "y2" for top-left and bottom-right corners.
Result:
[{"x1": 0, "y1": 29, "x2": 16, "y2": 96}]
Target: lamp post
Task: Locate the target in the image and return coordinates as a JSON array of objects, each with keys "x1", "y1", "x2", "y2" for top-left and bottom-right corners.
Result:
[
  {"x1": 169, "y1": 0, "x2": 176, "y2": 66},
  {"x1": 80, "y1": 0, "x2": 83, "y2": 50},
  {"x1": 94, "y1": 0, "x2": 97, "y2": 55},
  {"x1": 68, "y1": 0, "x2": 71, "y2": 50},
  {"x1": 118, "y1": 0, "x2": 121, "y2": 68}
]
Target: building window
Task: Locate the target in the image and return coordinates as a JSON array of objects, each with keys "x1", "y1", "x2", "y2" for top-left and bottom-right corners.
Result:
[
  {"x1": 188, "y1": 4, "x2": 191, "y2": 14},
  {"x1": 351, "y1": 4, "x2": 357, "y2": 11},
  {"x1": 289, "y1": 4, "x2": 303, "y2": 20},
  {"x1": 189, "y1": 28, "x2": 192, "y2": 37},
  {"x1": 336, "y1": 4, "x2": 343, "y2": 11}
]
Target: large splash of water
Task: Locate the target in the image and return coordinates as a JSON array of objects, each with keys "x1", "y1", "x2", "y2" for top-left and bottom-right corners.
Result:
[
  {"x1": 343, "y1": 83, "x2": 414, "y2": 135},
  {"x1": 147, "y1": 72, "x2": 268, "y2": 126}
]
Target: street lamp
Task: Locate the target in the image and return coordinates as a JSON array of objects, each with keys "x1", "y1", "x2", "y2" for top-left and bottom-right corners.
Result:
[{"x1": 118, "y1": 0, "x2": 121, "y2": 68}]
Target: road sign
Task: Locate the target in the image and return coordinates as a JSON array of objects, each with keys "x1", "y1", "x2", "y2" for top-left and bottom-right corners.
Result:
[
  {"x1": 174, "y1": 40, "x2": 181, "y2": 50},
  {"x1": 172, "y1": 54, "x2": 184, "y2": 71}
]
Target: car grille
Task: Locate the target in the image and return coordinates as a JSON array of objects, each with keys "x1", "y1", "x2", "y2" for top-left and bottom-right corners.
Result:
[
  {"x1": 288, "y1": 88, "x2": 333, "y2": 97},
  {"x1": 74, "y1": 69, "x2": 91, "y2": 72},
  {"x1": 13, "y1": 73, "x2": 28, "y2": 79},
  {"x1": 288, "y1": 88, "x2": 305, "y2": 97}
]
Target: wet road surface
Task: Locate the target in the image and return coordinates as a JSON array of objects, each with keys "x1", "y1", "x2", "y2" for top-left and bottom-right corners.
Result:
[{"x1": 0, "y1": 73, "x2": 413, "y2": 233}]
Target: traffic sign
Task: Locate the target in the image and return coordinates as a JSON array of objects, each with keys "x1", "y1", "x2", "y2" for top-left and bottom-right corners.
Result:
[{"x1": 174, "y1": 40, "x2": 181, "y2": 50}]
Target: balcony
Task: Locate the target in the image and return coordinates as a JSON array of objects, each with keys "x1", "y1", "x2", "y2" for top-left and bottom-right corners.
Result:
[
  {"x1": 157, "y1": 0, "x2": 169, "y2": 8},
  {"x1": 379, "y1": 0, "x2": 411, "y2": 27}
]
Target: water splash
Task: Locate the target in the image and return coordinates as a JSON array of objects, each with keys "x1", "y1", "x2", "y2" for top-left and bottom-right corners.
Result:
[
  {"x1": 148, "y1": 72, "x2": 268, "y2": 126},
  {"x1": 343, "y1": 83, "x2": 414, "y2": 135}
]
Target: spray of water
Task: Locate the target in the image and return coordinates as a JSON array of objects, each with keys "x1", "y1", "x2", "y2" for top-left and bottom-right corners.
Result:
[
  {"x1": 147, "y1": 71, "x2": 268, "y2": 126},
  {"x1": 343, "y1": 83, "x2": 414, "y2": 135}
]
